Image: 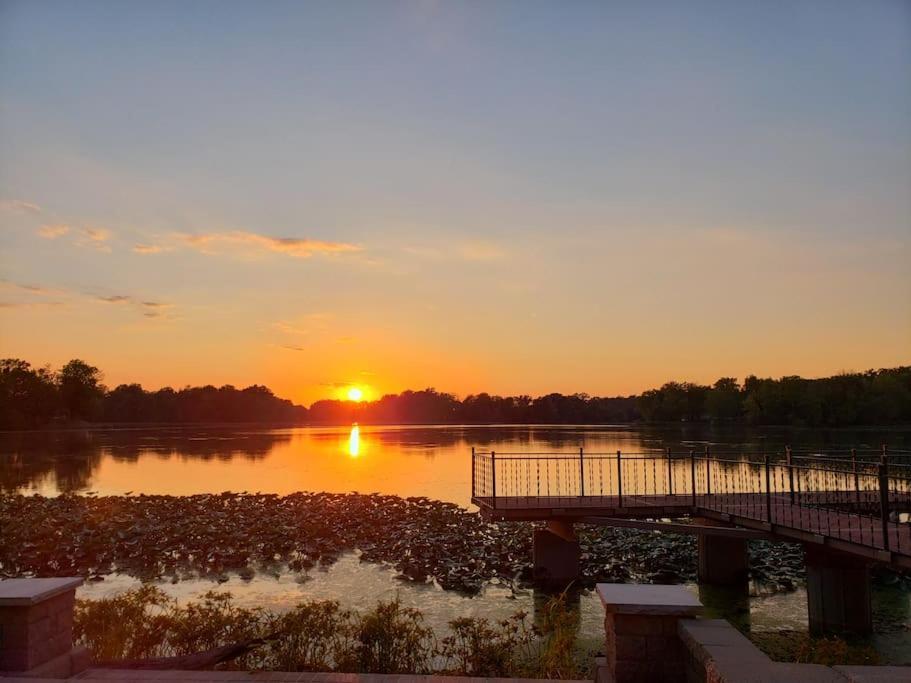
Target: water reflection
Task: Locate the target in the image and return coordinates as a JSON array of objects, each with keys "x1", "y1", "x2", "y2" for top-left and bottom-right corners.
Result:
[
  {"x1": 1, "y1": 424, "x2": 909, "y2": 503},
  {"x1": 348, "y1": 425, "x2": 361, "y2": 458}
]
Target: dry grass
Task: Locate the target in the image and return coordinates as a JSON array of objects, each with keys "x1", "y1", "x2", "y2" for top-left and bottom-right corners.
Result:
[{"x1": 74, "y1": 587, "x2": 588, "y2": 678}]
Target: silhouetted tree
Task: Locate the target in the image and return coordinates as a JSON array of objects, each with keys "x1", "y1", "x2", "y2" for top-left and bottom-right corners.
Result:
[
  {"x1": 706, "y1": 378, "x2": 742, "y2": 421},
  {"x1": 59, "y1": 359, "x2": 105, "y2": 421},
  {"x1": 2, "y1": 358, "x2": 909, "y2": 429},
  {"x1": 0, "y1": 359, "x2": 59, "y2": 428}
]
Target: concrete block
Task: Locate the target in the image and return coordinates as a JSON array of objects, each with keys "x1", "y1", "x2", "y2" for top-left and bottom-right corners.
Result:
[
  {"x1": 614, "y1": 613, "x2": 666, "y2": 636},
  {"x1": 615, "y1": 635, "x2": 647, "y2": 660},
  {"x1": 833, "y1": 665, "x2": 911, "y2": 682},
  {"x1": 597, "y1": 584, "x2": 703, "y2": 616}
]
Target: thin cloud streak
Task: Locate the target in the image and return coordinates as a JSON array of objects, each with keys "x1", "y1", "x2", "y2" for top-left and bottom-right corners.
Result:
[
  {"x1": 0, "y1": 199, "x2": 41, "y2": 214},
  {"x1": 37, "y1": 224, "x2": 70, "y2": 239},
  {"x1": 133, "y1": 243, "x2": 169, "y2": 254},
  {"x1": 175, "y1": 230, "x2": 360, "y2": 258}
]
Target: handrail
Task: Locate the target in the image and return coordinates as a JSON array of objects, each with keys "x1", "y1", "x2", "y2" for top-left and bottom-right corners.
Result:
[{"x1": 470, "y1": 445, "x2": 911, "y2": 558}]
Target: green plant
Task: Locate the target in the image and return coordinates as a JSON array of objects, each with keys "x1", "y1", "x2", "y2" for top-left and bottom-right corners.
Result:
[
  {"x1": 262, "y1": 600, "x2": 353, "y2": 671},
  {"x1": 536, "y1": 593, "x2": 581, "y2": 678},
  {"x1": 73, "y1": 585, "x2": 174, "y2": 661},
  {"x1": 439, "y1": 611, "x2": 538, "y2": 676},
  {"x1": 74, "y1": 588, "x2": 588, "y2": 678},
  {"x1": 336, "y1": 599, "x2": 435, "y2": 674}
]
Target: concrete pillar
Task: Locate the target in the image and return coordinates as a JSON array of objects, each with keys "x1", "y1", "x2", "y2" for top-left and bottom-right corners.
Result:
[
  {"x1": 0, "y1": 577, "x2": 89, "y2": 677},
  {"x1": 804, "y1": 544, "x2": 872, "y2": 635},
  {"x1": 697, "y1": 534, "x2": 749, "y2": 586},
  {"x1": 533, "y1": 520, "x2": 580, "y2": 587},
  {"x1": 596, "y1": 583, "x2": 703, "y2": 683}
]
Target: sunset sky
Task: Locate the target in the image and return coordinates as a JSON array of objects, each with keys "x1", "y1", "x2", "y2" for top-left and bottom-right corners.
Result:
[{"x1": 1, "y1": 0, "x2": 909, "y2": 405}]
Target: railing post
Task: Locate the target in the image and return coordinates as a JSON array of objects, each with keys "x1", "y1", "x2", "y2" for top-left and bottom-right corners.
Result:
[
  {"x1": 878, "y1": 461, "x2": 890, "y2": 551},
  {"x1": 786, "y1": 446, "x2": 794, "y2": 504},
  {"x1": 471, "y1": 447, "x2": 476, "y2": 499},
  {"x1": 616, "y1": 450, "x2": 623, "y2": 508},
  {"x1": 852, "y1": 448, "x2": 860, "y2": 507},
  {"x1": 579, "y1": 447, "x2": 585, "y2": 498},
  {"x1": 764, "y1": 454, "x2": 772, "y2": 524},
  {"x1": 690, "y1": 449, "x2": 696, "y2": 507},
  {"x1": 704, "y1": 446, "x2": 711, "y2": 497},
  {"x1": 666, "y1": 447, "x2": 673, "y2": 495},
  {"x1": 491, "y1": 450, "x2": 497, "y2": 509}
]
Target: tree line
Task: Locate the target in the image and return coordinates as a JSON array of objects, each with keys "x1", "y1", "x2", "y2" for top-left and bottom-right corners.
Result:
[{"x1": 1, "y1": 357, "x2": 909, "y2": 429}]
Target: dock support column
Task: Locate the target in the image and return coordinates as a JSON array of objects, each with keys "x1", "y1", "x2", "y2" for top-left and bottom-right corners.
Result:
[
  {"x1": 697, "y1": 534, "x2": 749, "y2": 586},
  {"x1": 804, "y1": 544, "x2": 872, "y2": 635},
  {"x1": 533, "y1": 520, "x2": 580, "y2": 587}
]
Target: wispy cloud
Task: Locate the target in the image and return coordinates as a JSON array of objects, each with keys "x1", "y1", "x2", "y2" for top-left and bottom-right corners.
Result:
[
  {"x1": 0, "y1": 279, "x2": 67, "y2": 297},
  {"x1": 37, "y1": 224, "x2": 70, "y2": 239},
  {"x1": 132, "y1": 243, "x2": 169, "y2": 254},
  {"x1": 77, "y1": 228, "x2": 112, "y2": 252},
  {"x1": 176, "y1": 230, "x2": 360, "y2": 259},
  {"x1": 0, "y1": 300, "x2": 66, "y2": 310},
  {"x1": 1, "y1": 199, "x2": 41, "y2": 214},
  {"x1": 272, "y1": 313, "x2": 332, "y2": 336},
  {"x1": 94, "y1": 294, "x2": 173, "y2": 318},
  {"x1": 0, "y1": 279, "x2": 174, "y2": 320},
  {"x1": 281, "y1": 344, "x2": 307, "y2": 352}
]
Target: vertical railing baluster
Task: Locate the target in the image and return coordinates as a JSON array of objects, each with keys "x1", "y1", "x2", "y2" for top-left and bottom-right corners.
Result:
[
  {"x1": 491, "y1": 450, "x2": 497, "y2": 509},
  {"x1": 579, "y1": 447, "x2": 585, "y2": 498},
  {"x1": 765, "y1": 454, "x2": 772, "y2": 524},
  {"x1": 852, "y1": 448, "x2": 860, "y2": 508},
  {"x1": 617, "y1": 450, "x2": 623, "y2": 507},
  {"x1": 471, "y1": 447, "x2": 476, "y2": 499},
  {"x1": 786, "y1": 446, "x2": 794, "y2": 504},
  {"x1": 690, "y1": 449, "x2": 696, "y2": 507},
  {"x1": 705, "y1": 446, "x2": 711, "y2": 499},
  {"x1": 878, "y1": 460, "x2": 890, "y2": 551},
  {"x1": 666, "y1": 447, "x2": 673, "y2": 496}
]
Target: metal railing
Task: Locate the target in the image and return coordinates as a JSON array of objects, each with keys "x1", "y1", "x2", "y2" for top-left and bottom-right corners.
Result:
[{"x1": 470, "y1": 446, "x2": 911, "y2": 557}]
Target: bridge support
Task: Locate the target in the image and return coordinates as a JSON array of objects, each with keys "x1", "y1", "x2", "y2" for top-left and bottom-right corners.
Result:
[
  {"x1": 533, "y1": 520, "x2": 580, "y2": 587},
  {"x1": 804, "y1": 544, "x2": 872, "y2": 636},
  {"x1": 697, "y1": 534, "x2": 749, "y2": 587}
]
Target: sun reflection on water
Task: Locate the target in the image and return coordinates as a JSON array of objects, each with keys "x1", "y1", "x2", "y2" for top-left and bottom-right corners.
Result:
[{"x1": 347, "y1": 424, "x2": 360, "y2": 457}]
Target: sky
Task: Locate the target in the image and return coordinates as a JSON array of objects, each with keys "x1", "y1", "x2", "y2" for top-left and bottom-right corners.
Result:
[{"x1": 1, "y1": 0, "x2": 909, "y2": 405}]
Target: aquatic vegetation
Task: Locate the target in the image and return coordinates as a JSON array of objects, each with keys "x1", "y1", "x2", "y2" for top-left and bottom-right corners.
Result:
[
  {"x1": 73, "y1": 588, "x2": 589, "y2": 678},
  {"x1": 0, "y1": 492, "x2": 808, "y2": 593}
]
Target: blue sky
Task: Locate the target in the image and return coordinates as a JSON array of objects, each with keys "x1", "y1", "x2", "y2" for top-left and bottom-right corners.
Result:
[{"x1": 1, "y1": 0, "x2": 909, "y2": 402}]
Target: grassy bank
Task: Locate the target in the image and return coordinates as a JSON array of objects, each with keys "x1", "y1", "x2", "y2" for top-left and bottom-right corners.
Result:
[{"x1": 75, "y1": 587, "x2": 589, "y2": 678}]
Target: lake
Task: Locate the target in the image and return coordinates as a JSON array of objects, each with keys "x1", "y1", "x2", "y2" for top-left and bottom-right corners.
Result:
[{"x1": 2, "y1": 424, "x2": 910, "y2": 664}]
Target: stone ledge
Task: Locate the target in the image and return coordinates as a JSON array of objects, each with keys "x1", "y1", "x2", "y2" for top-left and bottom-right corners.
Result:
[
  {"x1": 596, "y1": 583, "x2": 702, "y2": 616},
  {"x1": 0, "y1": 580, "x2": 83, "y2": 607},
  {"x1": 833, "y1": 666, "x2": 911, "y2": 682},
  {"x1": 677, "y1": 619, "x2": 770, "y2": 668}
]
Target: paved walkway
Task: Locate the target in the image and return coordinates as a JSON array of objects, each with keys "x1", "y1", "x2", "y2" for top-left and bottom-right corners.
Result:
[{"x1": 0, "y1": 670, "x2": 588, "y2": 683}]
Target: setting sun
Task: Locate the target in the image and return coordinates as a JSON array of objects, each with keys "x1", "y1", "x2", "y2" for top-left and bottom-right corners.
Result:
[{"x1": 346, "y1": 387, "x2": 364, "y2": 402}]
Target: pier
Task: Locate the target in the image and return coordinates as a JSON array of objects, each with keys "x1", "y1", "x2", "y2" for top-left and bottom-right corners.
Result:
[{"x1": 471, "y1": 447, "x2": 911, "y2": 635}]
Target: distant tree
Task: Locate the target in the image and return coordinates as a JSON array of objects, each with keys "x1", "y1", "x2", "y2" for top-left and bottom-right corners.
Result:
[
  {"x1": 59, "y1": 359, "x2": 105, "y2": 421},
  {"x1": 706, "y1": 378, "x2": 742, "y2": 421},
  {"x1": 0, "y1": 359, "x2": 59, "y2": 428}
]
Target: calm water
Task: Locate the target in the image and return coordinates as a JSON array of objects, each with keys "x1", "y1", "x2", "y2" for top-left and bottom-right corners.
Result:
[
  {"x1": 3, "y1": 423, "x2": 910, "y2": 499},
  {"x1": 3, "y1": 424, "x2": 910, "y2": 663}
]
